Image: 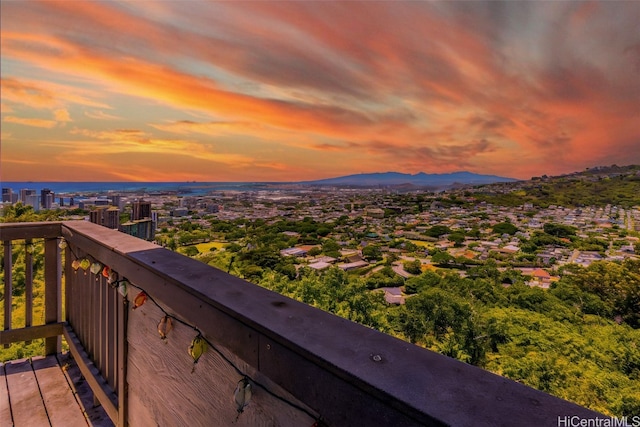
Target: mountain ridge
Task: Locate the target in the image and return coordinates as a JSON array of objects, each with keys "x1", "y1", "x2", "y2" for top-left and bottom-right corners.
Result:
[{"x1": 301, "y1": 171, "x2": 517, "y2": 188}]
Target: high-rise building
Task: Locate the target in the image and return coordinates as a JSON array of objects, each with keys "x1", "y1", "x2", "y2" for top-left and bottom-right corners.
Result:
[
  {"x1": 19, "y1": 189, "x2": 36, "y2": 203},
  {"x1": 132, "y1": 200, "x2": 151, "y2": 220},
  {"x1": 41, "y1": 188, "x2": 54, "y2": 209},
  {"x1": 89, "y1": 206, "x2": 121, "y2": 229},
  {"x1": 25, "y1": 194, "x2": 40, "y2": 211},
  {"x1": 110, "y1": 195, "x2": 126, "y2": 210},
  {"x1": 105, "y1": 207, "x2": 120, "y2": 229},
  {"x1": 79, "y1": 198, "x2": 110, "y2": 209},
  {"x1": 2, "y1": 188, "x2": 13, "y2": 203},
  {"x1": 89, "y1": 209, "x2": 101, "y2": 225},
  {"x1": 119, "y1": 218, "x2": 155, "y2": 241}
]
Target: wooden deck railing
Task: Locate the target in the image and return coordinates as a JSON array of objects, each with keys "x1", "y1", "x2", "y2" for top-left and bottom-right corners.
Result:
[
  {"x1": 1, "y1": 221, "x2": 605, "y2": 426},
  {"x1": 1, "y1": 222, "x2": 63, "y2": 354}
]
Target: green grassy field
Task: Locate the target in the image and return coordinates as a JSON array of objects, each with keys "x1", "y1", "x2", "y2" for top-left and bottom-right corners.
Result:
[
  {"x1": 195, "y1": 241, "x2": 225, "y2": 251},
  {"x1": 409, "y1": 240, "x2": 434, "y2": 248},
  {"x1": 177, "y1": 241, "x2": 226, "y2": 255}
]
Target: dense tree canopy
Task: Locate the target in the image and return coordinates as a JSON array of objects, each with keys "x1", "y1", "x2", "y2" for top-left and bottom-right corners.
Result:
[{"x1": 492, "y1": 222, "x2": 518, "y2": 235}]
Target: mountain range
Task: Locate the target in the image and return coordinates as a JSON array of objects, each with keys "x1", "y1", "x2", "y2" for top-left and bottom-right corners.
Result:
[{"x1": 302, "y1": 171, "x2": 517, "y2": 188}]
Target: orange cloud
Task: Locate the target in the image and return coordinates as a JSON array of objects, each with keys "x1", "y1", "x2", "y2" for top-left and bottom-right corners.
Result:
[
  {"x1": 54, "y1": 109, "x2": 71, "y2": 122},
  {"x1": 1, "y1": 78, "x2": 59, "y2": 109},
  {"x1": 65, "y1": 128, "x2": 256, "y2": 166},
  {"x1": 2, "y1": 32, "x2": 375, "y2": 140},
  {"x1": 84, "y1": 110, "x2": 121, "y2": 120},
  {"x1": 1, "y1": 77, "x2": 109, "y2": 110},
  {"x1": 150, "y1": 120, "x2": 269, "y2": 137},
  {"x1": 1, "y1": 1, "x2": 639, "y2": 181},
  {"x1": 4, "y1": 116, "x2": 57, "y2": 128}
]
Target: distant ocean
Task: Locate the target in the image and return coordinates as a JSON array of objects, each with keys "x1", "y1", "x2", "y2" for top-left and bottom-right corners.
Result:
[{"x1": 0, "y1": 182, "x2": 288, "y2": 197}]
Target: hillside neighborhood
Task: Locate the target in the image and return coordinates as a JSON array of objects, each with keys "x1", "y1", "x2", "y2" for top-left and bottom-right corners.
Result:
[{"x1": 4, "y1": 168, "x2": 639, "y2": 300}]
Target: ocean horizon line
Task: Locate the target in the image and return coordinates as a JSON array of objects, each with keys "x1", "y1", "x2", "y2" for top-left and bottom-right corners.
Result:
[{"x1": 0, "y1": 181, "x2": 296, "y2": 197}]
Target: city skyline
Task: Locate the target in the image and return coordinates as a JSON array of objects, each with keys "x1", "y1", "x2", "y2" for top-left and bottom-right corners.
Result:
[{"x1": 1, "y1": 1, "x2": 639, "y2": 182}]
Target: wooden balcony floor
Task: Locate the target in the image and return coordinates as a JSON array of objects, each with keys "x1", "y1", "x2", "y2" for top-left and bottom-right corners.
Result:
[{"x1": 1, "y1": 353, "x2": 113, "y2": 427}]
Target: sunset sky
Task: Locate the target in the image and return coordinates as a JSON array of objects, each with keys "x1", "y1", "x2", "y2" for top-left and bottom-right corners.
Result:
[{"x1": 1, "y1": 1, "x2": 639, "y2": 182}]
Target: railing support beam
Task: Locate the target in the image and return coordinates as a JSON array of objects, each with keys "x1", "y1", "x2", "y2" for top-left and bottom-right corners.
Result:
[
  {"x1": 63, "y1": 327, "x2": 118, "y2": 422},
  {"x1": 117, "y1": 295, "x2": 129, "y2": 427},
  {"x1": 0, "y1": 322, "x2": 65, "y2": 345},
  {"x1": 45, "y1": 237, "x2": 62, "y2": 354},
  {"x1": 3, "y1": 241, "x2": 12, "y2": 349},
  {"x1": 25, "y1": 239, "x2": 34, "y2": 344}
]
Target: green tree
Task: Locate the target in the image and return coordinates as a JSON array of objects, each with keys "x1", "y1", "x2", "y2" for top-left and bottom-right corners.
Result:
[
  {"x1": 431, "y1": 251, "x2": 455, "y2": 266},
  {"x1": 316, "y1": 226, "x2": 331, "y2": 237},
  {"x1": 404, "y1": 271, "x2": 441, "y2": 294},
  {"x1": 492, "y1": 222, "x2": 518, "y2": 235},
  {"x1": 543, "y1": 223, "x2": 576, "y2": 238},
  {"x1": 403, "y1": 259, "x2": 422, "y2": 275},
  {"x1": 448, "y1": 232, "x2": 466, "y2": 247},
  {"x1": 183, "y1": 246, "x2": 199, "y2": 256},
  {"x1": 362, "y1": 245, "x2": 382, "y2": 261},
  {"x1": 1, "y1": 203, "x2": 38, "y2": 222},
  {"x1": 400, "y1": 288, "x2": 471, "y2": 342},
  {"x1": 322, "y1": 239, "x2": 341, "y2": 257},
  {"x1": 307, "y1": 247, "x2": 322, "y2": 257},
  {"x1": 425, "y1": 225, "x2": 452, "y2": 238},
  {"x1": 467, "y1": 259, "x2": 500, "y2": 284}
]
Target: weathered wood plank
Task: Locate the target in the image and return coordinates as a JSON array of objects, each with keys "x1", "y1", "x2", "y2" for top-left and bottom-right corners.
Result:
[
  {"x1": 3, "y1": 241, "x2": 12, "y2": 344},
  {"x1": 0, "y1": 222, "x2": 61, "y2": 241},
  {"x1": 4, "y1": 358, "x2": 49, "y2": 427},
  {"x1": 98, "y1": 276, "x2": 106, "y2": 375},
  {"x1": 0, "y1": 322, "x2": 64, "y2": 345},
  {"x1": 61, "y1": 225, "x2": 261, "y2": 367},
  {"x1": 90, "y1": 275, "x2": 97, "y2": 366},
  {"x1": 64, "y1": 245, "x2": 72, "y2": 323},
  {"x1": 0, "y1": 362, "x2": 12, "y2": 426},
  {"x1": 25, "y1": 240, "x2": 33, "y2": 335},
  {"x1": 105, "y1": 284, "x2": 116, "y2": 390},
  {"x1": 125, "y1": 292, "x2": 314, "y2": 427},
  {"x1": 116, "y1": 292, "x2": 127, "y2": 427},
  {"x1": 63, "y1": 327, "x2": 118, "y2": 424},
  {"x1": 61, "y1": 221, "x2": 155, "y2": 254},
  {"x1": 58, "y1": 352, "x2": 114, "y2": 427},
  {"x1": 45, "y1": 237, "x2": 62, "y2": 355},
  {"x1": 78, "y1": 264, "x2": 89, "y2": 358},
  {"x1": 32, "y1": 355, "x2": 88, "y2": 427}
]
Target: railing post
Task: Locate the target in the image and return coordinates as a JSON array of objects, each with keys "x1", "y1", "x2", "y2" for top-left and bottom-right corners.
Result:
[
  {"x1": 117, "y1": 293, "x2": 129, "y2": 426},
  {"x1": 64, "y1": 244, "x2": 72, "y2": 323},
  {"x1": 25, "y1": 239, "x2": 34, "y2": 344},
  {"x1": 44, "y1": 237, "x2": 62, "y2": 354},
  {"x1": 3, "y1": 241, "x2": 12, "y2": 349}
]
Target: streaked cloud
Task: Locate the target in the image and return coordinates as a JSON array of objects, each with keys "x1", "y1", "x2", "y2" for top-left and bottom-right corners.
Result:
[
  {"x1": 67, "y1": 128, "x2": 254, "y2": 164},
  {"x1": 1, "y1": 77, "x2": 110, "y2": 110},
  {"x1": 1, "y1": 1, "x2": 638, "y2": 181},
  {"x1": 4, "y1": 116, "x2": 57, "y2": 129},
  {"x1": 54, "y1": 109, "x2": 71, "y2": 123},
  {"x1": 85, "y1": 110, "x2": 121, "y2": 120}
]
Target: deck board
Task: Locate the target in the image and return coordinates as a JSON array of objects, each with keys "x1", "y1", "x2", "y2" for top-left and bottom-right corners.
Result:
[
  {"x1": 33, "y1": 356, "x2": 88, "y2": 427},
  {"x1": 58, "y1": 353, "x2": 114, "y2": 427},
  {"x1": 4, "y1": 358, "x2": 50, "y2": 427},
  {"x1": 0, "y1": 362, "x2": 12, "y2": 426},
  {"x1": 1, "y1": 354, "x2": 112, "y2": 427}
]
